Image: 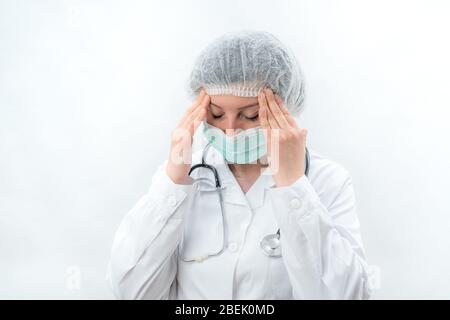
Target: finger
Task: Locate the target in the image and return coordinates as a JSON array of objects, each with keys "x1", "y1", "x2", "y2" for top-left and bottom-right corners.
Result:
[
  {"x1": 180, "y1": 94, "x2": 210, "y2": 128},
  {"x1": 258, "y1": 90, "x2": 278, "y2": 129},
  {"x1": 258, "y1": 92, "x2": 271, "y2": 128},
  {"x1": 274, "y1": 95, "x2": 298, "y2": 128},
  {"x1": 190, "y1": 107, "x2": 207, "y2": 136},
  {"x1": 176, "y1": 89, "x2": 207, "y2": 127},
  {"x1": 258, "y1": 100, "x2": 269, "y2": 129},
  {"x1": 188, "y1": 89, "x2": 207, "y2": 112},
  {"x1": 261, "y1": 90, "x2": 280, "y2": 129},
  {"x1": 173, "y1": 107, "x2": 204, "y2": 142},
  {"x1": 184, "y1": 94, "x2": 209, "y2": 127},
  {"x1": 264, "y1": 89, "x2": 290, "y2": 128},
  {"x1": 257, "y1": 97, "x2": 271, "y2": 145},
  {"x1": 176, "y1": 107, "x2": 205, "y2": 141},
  {"x1": 185, "y1": 94, "x2": 210, "y2": 130}
]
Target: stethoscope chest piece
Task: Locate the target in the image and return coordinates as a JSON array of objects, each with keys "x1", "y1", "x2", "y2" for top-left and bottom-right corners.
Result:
[{"x1": 260, "y1": 233, "x2": 282, "y2": 258}]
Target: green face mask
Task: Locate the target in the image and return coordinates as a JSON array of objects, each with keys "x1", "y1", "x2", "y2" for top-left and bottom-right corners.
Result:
[{"x1": 203, "y1": 121, "x2": 267, "y2": 164}]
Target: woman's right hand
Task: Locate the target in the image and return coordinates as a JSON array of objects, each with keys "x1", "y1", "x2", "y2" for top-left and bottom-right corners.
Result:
[{"x1": 166, "y1": 89, "x2": 210, "y2": 184}]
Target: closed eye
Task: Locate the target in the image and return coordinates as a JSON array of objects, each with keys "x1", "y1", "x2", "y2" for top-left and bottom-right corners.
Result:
[
  {"x1": 244, "y1": 114, "x2": 259, "y2": 121},
  {"x1": 212, "y1": 113, "x2": 224, "y2": 119}
]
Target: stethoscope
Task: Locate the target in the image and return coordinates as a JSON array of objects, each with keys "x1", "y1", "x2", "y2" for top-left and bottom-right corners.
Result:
[{"x1": 179, "y1": 143, "x2": 310, "y2": 262}]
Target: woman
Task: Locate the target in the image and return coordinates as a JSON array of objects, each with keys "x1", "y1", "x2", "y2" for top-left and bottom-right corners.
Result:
[{"x1": 106, "y1": 30, "x2": 371, "y2": 300}]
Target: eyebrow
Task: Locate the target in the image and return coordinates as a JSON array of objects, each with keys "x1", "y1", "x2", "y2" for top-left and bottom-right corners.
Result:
[{"x1": 210, "y1": 102, "x2": 259, "y2": 110}]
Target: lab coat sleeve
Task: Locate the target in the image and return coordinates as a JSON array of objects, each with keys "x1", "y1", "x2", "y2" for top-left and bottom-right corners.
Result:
[
  {"x1": 268, "y1": 168, "x2": 371, "y2": 300},
  {"x1": 106, "y1": 160, "x2": 192, "y2": 300}
]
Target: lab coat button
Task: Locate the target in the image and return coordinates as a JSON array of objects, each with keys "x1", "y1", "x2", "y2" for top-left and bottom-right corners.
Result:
[
  {"x1": 290, "y1": 198, "x2": 301, "y2": 209},
  {"x1": 228, "y1": 242, "x2": 239, "y2": 252}
]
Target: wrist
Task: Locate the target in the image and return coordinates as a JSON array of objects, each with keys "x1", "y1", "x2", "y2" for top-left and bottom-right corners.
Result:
[
  {"x1": 165, "y1": 165, "x2": 192, "y2": 185},
  {"x1": 273, "y1": 172, "x2": 304, "y2": 188}
]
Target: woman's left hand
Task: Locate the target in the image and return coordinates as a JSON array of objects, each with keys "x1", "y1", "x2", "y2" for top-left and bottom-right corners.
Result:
[{"x1": 258, "y1": 88, "x2": 308, "y2": 187}]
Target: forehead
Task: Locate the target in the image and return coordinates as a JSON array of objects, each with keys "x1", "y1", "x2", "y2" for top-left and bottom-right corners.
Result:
[{"x1": 209, "y1": 95, "x2": 259, "y2": 110}]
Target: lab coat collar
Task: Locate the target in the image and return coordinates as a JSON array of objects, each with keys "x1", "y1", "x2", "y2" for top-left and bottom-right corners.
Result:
[{"x1": 197, "y1": 145, "x2": 275, "y2": 210}]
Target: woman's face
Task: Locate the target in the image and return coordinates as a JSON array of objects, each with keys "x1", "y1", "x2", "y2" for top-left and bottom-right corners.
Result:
[{"x1": 206, "y1": 94, "x2": 260, "y2": 133}]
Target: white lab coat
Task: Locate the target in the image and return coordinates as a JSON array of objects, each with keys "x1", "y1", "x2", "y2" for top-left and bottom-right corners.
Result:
[{"x1": 106, "y1": 146, "x2": 371, "y2": 300}]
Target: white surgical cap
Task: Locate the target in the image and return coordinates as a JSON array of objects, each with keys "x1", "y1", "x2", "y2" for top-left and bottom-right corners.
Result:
[{"x1": 186, "y1": 30, "x2": 306, "y2": 115}]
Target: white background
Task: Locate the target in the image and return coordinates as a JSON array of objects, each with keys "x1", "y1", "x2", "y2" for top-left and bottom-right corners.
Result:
[{"x1": 1, "y1": 0, "x2": 449, "y2": 299}]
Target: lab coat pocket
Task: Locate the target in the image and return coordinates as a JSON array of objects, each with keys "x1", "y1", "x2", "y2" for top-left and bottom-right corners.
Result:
[{"x1": 178, "y1": 184, "x2": 225, "y2": 262}]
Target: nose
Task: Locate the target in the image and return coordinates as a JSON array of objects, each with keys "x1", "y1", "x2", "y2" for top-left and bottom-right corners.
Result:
[{"x1": 225, "y1": 118, "x2": 238, "y2": 137}]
